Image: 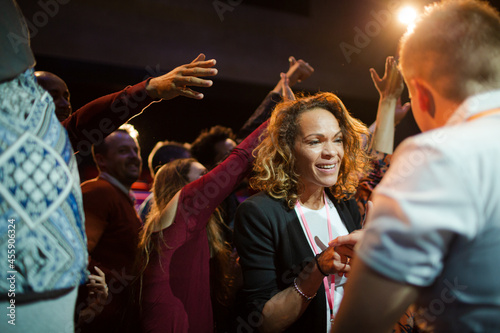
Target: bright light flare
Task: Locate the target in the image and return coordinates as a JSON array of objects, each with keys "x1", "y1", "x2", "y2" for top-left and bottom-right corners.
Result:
[{"x1": 398, "y1": 6, "x2": 418, "y2": 26}]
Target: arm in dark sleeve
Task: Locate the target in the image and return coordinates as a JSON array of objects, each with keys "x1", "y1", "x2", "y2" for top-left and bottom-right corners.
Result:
[
  {"x1": 61, "y1": 79, "x2": 157, "y2": 152},
  {"x1": 237, "y1": 92, "x2": 281, "y2": 139}
]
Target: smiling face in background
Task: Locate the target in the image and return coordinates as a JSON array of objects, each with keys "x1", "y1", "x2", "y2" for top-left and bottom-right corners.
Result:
[
  {"x1": 97, "y1": 131, "x2": 142, "y2": 188},
  {"x1": 294, "y1": 107, "x2": 344, "y2": 196}
]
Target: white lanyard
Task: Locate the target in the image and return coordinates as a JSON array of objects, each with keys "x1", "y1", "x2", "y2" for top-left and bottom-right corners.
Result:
[{"x1": 296, "y1": 191, "x2": 335, "y2": 322}]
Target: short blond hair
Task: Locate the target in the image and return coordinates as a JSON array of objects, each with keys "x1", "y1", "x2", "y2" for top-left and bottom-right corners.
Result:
[{"x1": 399, "y1": 0, "x2": 500, "y2": 102}]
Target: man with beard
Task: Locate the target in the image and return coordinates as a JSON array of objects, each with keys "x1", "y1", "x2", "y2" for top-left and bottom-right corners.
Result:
[{"x1": 79, "y1": 124, "x2": 143, "y2": 332}]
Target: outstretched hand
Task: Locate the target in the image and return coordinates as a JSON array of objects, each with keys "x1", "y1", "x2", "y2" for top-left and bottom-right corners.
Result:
[
  {"x1": 370, "y1": 56, "x2": 405, "y2": 100},
  {"x1": 146, "y1": 53, "x2": 218, "y2": 100}
]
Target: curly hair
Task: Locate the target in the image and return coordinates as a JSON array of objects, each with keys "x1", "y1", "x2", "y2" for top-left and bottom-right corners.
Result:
[
  {"x1": 190, "y1": 125, "x2": 236, "y2": 169},
  {"x1": 250, "y1": 92, "x2": 371, "y2": 209},
  {"x1": 147, "y1": 140, "x2": 191, "y2": 178}
]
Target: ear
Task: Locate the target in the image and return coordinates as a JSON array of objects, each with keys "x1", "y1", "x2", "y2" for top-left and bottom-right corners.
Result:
[
  {"x1": 412, "y1": 79, "x2": 436, "y2": 118},
  {"x1": 94, "y1": 153, "x2": 106, "y2": 171}
]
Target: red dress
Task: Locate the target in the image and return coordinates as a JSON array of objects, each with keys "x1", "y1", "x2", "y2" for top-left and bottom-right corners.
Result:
[{"x1": 140, "y1": 121, "x2": 267, "y2": 333}]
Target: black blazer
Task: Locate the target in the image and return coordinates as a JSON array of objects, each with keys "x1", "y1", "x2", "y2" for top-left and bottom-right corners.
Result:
[{"x1": 234, "y1": 191, "x2": 361, "y2": 333}]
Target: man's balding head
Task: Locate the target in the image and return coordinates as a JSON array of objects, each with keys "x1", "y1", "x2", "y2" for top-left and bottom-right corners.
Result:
[{"x1": 35, "y1": 71, "x2": 72, "y2": 121}]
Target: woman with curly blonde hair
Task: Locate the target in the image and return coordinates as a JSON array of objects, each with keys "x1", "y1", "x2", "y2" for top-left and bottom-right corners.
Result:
[{"x1": 234, "y1": 92, "x2": 372, "y2": 333}]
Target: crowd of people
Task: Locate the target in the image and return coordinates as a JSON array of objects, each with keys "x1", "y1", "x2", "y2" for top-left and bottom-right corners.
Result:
[{"x1": 2, "y1": 0, "x2": 500, "y2": 332}]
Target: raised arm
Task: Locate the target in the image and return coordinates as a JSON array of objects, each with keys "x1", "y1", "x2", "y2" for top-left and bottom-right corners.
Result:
[
  {"x1": 237, "y1": 56, "x2": 313, "y2": 138},
  {"x1": 369, "y1": 56, "x2": 410, "y2": 154},
  {"x1": 158, "y1": 120, "x2": 269, "y2": 231},
  {"x1": 62, "y1": 53, "x2": 217, "y2": 153},
  {"x1": 356, "y1": 57, "x2": 409, "y2": 218}
]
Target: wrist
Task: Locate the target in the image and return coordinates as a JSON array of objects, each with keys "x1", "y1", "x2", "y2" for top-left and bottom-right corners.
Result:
[
  {"x1": 314, "y1": 253, "x2": 328, "y2": 277},
  {"x1": 293, "y1": 277, "x2": 317, "y2": 302},
  {"x1": 145, "y1": 77, "x2": 160, "y2": 99}
]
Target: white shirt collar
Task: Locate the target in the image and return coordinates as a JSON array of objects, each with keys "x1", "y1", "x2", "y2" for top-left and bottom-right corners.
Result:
[
  {"x1": 99, "y1": 172, "x2": 135, "y2": 202},
  {"x1": 446, "y1": 89, "x2": 500, "y2": 126}
]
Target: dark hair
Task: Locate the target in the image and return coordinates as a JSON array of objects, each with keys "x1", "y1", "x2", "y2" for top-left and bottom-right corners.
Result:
[
  {"x1": 190, "y1": 125, "x2": 236, "y2": 169},
  {"x1": 148, "y1": 141, "x2": 191, "y2": 178}
]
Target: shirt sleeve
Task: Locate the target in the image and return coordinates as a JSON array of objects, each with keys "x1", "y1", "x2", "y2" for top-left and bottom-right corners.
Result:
[
  {"x1": 177, "y1": 120, "x2": 269, "y2": 232},
  {"x1": 61, "y1": 79, "x2": 156, "y2": 153},
  {"x1": 356, "y1": 136, "x2": 479, "y2": 286},
  {"x1": 237, "y1": 92, "x2": 281, "y2": 139}
]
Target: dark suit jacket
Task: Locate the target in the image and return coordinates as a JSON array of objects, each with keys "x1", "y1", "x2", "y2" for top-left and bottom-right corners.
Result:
[{"x1": 234, "y1": 191, "x2": 361, "y2": 333}]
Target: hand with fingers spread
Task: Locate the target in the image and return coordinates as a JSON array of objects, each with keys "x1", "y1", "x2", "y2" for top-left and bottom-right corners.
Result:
[
  {"x1": 370, "y1": 56, "x2": 405, "y2": 100},
  {"x1": 146, "y1": 53, "x2": 218, "y2": 100},
  {"x1": 369, "y1": 56, "x2": 409, "y2": 154}
]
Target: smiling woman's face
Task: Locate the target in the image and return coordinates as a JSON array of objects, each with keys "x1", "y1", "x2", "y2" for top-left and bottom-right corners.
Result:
[{"x1": 293, "y1": 107, "x2": 344, "y2": 194}]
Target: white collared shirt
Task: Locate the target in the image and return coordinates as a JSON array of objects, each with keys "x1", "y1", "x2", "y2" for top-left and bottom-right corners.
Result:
[
  {"x1": 357, "y1": 89, "x2": 500, "y2": 331},
  {"x1": 99, "y1": 172, "x2": 136, "y2": 203}
]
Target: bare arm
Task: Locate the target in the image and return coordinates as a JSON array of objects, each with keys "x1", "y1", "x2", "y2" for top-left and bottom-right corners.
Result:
[
  {"x1": 333, "y1": 259, "x2": 419, "y2": 333},
  {"x1": 369, "y1": 56, "x2": 410, "y2": 154}
]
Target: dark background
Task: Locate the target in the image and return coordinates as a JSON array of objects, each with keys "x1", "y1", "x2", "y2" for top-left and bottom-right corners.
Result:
[{"x1": 17, "y1": 0, "x2": 500, "y2": 183}]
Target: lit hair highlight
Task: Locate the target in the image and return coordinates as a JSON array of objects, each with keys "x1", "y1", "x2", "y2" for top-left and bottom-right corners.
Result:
[{"x1": 399, "y1": 0, "x2": 500, "y2": 102}]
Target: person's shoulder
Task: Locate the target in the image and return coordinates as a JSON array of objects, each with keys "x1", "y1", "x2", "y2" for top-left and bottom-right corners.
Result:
[
  {"x1": 241, "y1": 191, "x2": 282, "y2": 207},
  {"x1": 395, "y1": 122, "x2": 486, "y2": 164},
  {"x1": 81, "y1": 178, "x2": 116, "y2": 195}
]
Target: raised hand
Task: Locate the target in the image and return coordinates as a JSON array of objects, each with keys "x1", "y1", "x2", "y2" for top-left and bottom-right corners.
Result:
[
  {"x1": 370, "y1": 56, "x2": 405, "y2": 100},
  {"x1": 146, "y1": 53, "x2": 218, "y2": 100},
  {"x1": 286, "y1": 56, "x2": 314, "y2": 87}
]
